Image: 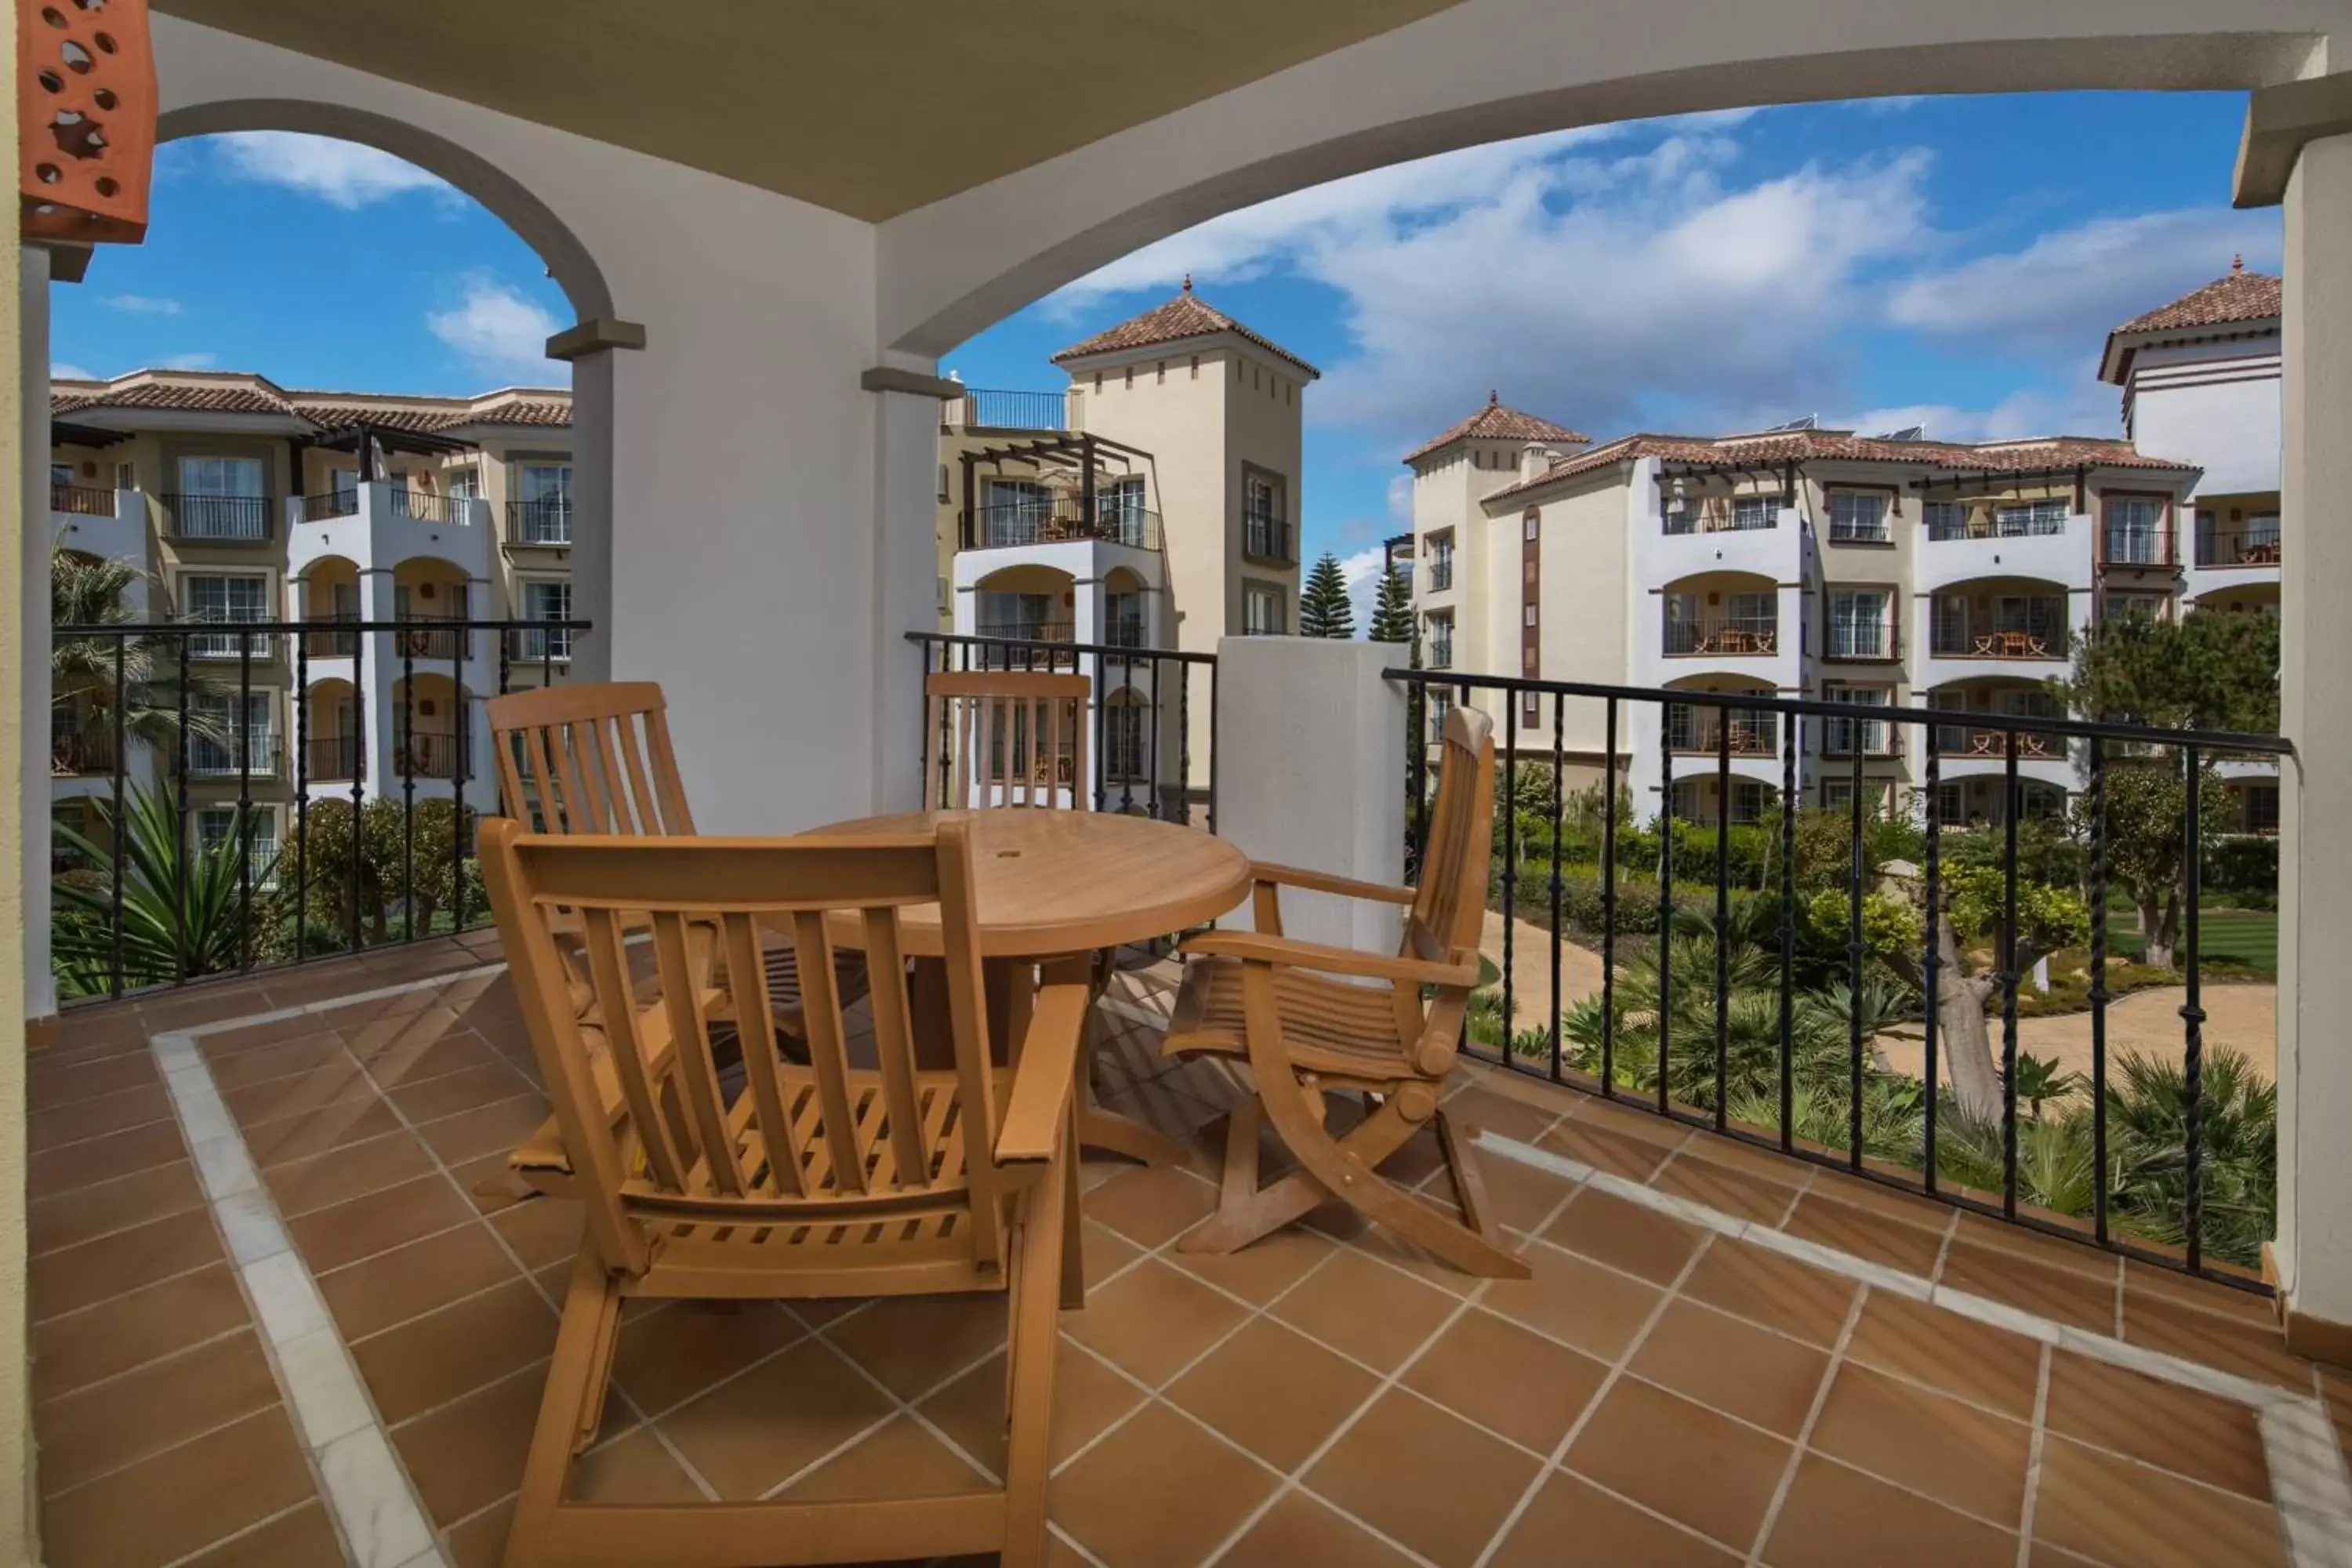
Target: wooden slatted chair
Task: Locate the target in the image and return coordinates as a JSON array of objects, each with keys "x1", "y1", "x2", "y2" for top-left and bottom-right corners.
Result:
[
  {"x1": 480, "y1": 818, "x2": 1085, "y2": 1568},
  {"x1": 486, "y1": 682, "x2": 869, "y2": 1199},
  {"x1": 1160, "y1": 704, "x2": 1529, "y2": 1278},
  {"x1": 926, "y1": 670, "x2": 1090, "y2": 810}
]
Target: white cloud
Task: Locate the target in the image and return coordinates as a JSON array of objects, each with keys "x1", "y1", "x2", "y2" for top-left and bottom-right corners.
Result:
[
  {"x1": 211, "y1": 132, "x2": 451, "y2": 209},
  {"x1": 426, "y1": 276, "x2": 564, "y2": 383},
  {"x1": 1839, "y1": 380, "x2": 2125, "y2": 445},
  {"x1": 50, "y1": 362, "x2": 94, "y2": 381},
  {"x1": 1858, "y1": 96, "x2": 1926, "y2": 115},
  {"x1": 158, "y1": 352, "x2": 216, "y2": 371},
  {"x1": 103, "y1": 294, "x2": 180, "y2": 315},
  {"x1": 1888, "y1": 208, "x2": 2281, "y2": 355},
  {"x1": 1339, "y1": 546, "x2": 1388, "y2": 638}
]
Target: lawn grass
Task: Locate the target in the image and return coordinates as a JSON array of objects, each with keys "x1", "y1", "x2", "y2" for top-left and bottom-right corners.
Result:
[{"x1": 2103, "y1": 906, "x2": 2276, "y2": 978}]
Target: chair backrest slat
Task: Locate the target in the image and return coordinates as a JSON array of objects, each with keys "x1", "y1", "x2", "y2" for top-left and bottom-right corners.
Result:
[
  {"x1": 925, "y1": 670, "x2": 1091, "y2": 811},
  {"x1": 488, "y1": 683, "x2": 685, "y2": 837},
  {"x1": 1406, "y1": 705, "x2": 1496, "y2": 967},
  {"x1": 479, "y1": 821, "x2": 1007, "y2": 1256}
]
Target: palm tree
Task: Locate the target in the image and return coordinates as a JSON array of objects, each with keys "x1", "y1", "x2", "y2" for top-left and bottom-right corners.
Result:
[{"x1": 50, "y1": 548, "x2": 224, "y2": 756}]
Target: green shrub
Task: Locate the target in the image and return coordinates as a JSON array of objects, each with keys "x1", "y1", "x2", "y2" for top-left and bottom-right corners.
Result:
[{"x1": 2204, "y1": 835, "x2": 2278, "y2": 895}]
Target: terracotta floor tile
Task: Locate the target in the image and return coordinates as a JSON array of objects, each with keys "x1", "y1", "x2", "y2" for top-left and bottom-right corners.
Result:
[
  {"x1": 350, "y1": 1276, "x2": 558, "y2": 1425},
  {"x1": 1542, "y1": 1186, "x2": 1707, "y2": 1284},
  {"x1": 365, "y1": 1028, "x2": 507, "y2": 1090},
  {"x1": 260, "y1": 1127, "x2": 437, "y2": 1219},
  {"x1": 29, "y1": 1158, "x2": 205, "y2": 1258},
  {"x1": 660, "y1": 1337, "x2": 892, "y2": 1499},
  {"x1": 1270, "y1": 1246, "x2": 1461, "y2": 1371},
  {"x1": 1940, "y1": 1236, "x2": 2119, "y2": 1334},
  {"x1": 1566, "y1": 1091, "x2": 1693, "y2": 1147},
  {"x1": 201, "y1": 1032, "x2": 347, "y2": 1091},
  {"x1": 1455, "y1": 1144, "x2": 1577, "y2": 1232},
  {"x1": 1807, "y1": 1360, "x2": 2031, "y2": 1522},
  {"x1": 1445, "y1": 1082, "x2": 1568, "y2": 1143},
  {"x1": 1762, "y1": 1454, "x2": 2019, "y2": 1568},
  {"x1": 187, "y1": 1011, "x2": 334, "y2": 1058},
  {"x1": 918, "y1": 1339, "x2": 1145, "y2": 1476},
  {"x1": 1680, "y1": 1234, "x2": 1859, "y2": 1348},
  {"x1": 1629, "y1": 1298, "x2": 1832, "y2": 1438},
  {"x1": 1489, "y1": 1472, "x2": 1740, "y2": 1566},
  {"x1": 488, "y1": 1194, "x2": 584, "y2": 1272},
  {"x1": 31, "y1": 1206, "x2": 222, "y2": 1323},
  {"x1": 1050, "y1": 1402, "x2": 1277, "y2": 1568},
  {"x1": 50, "y1": 1006, "x2": 149, "y2": 1054},
  {"x1": 445, "y1": 1496, "x2": 516, "y2": 1568},
  {"x1": 1167, "y1": 1316, "x2": 1379, "y2": 1469},
  {"x1": 31, "y1": 1261, "x2": 250, "y2": 1403},
  {"x1": 416, "y1": 1093, "x2": 553, "y2": 1167},
  {"x1": 2031, "y1": 1436, "x2": 2285, "y2": 1568},
  {"x1": 1842, "y1": 1288, "x2": 2045, "y2": 1419},
  {"x1": 1537, "y1": 1113, "x2": 1679, "y2": 1181},
  {"x1": 2042, "y1": 1351, "x2": 2270, "y2": 1497},
  {"x1": 2121, "y1": 1259, "x2": 2279, "y2": 1327},
  {"x1": 1077, "y1": 1218, "x2": 1146, "y2": 1291},
  {"x1": 573, "y1": 1424, "x2": 707, "y2": 1503},
  {"x1": 1064, "y1": 1257, "x2": 1249, "y2": 1388},
  {"x1": 29, "y1": 1116, "x2": 187, "y2": 1200},
  {"x1": 180, "y1": 1501, "x2": 347, "y2": 1568},
  {"x1": 387, "y1": 1060, "x2": 538, "y2": 1124},
  {"x1": 1218, "y1": 1490, "x2": 1419, "y2": 1568},
  {"x1": 138, "y1": 983, "x2": 274, "y2": 1032},
  {"x1": 28, "y1": 1081, "x2": 176, "y2": 1153},
  {"x1": 1564, "y1": 1376, "x2": 1793, "y2": 1553},
  {"x1": 2122, "y1": 1293, "x2": 2315, "y2": 1391},
  {"x1": 1403, "y1": 1306, "x2": 1608, "y2": 1453},
  {"x1": 318, "y1": 1221, "x2": 521, "y2": 1342},
  {"x1": 1779, "y1": 1189, "x2": 1947, "y2": 1275},
  {"x1": 1650, "y1": 1149, "x2": 1805, "y2": 1225},
  {"x1": 1480, "y1": 1239, "x2": 1664, "y2": 1362},
  {"x1": 39, "y1": 1404, "x2": 316, "y2": 1568},
  {"x1": 29, "y1": 1048, "x2": 160, "y2": 1111},
  {"x1": 243, "y1": 1095, "x2": 407, "y2": 1169},
  {"x1": 1163, "y1": 1219, "x2": 1334, "y2": 1306},
  {"x1": 1801, "y1": 1164, "x2": 1943, "y2": 1223},
  {"x1": 611, "y1": 1299, "x2": 801, "y2": 1416},
  {"x1": 1081, "y1": 1163, "x2": 1221, "y2": 1248},
  {"x1": 1951, "y1": 1212, "x2": 2120, "y2": 1279},
  {"x1": 287, "y1": 1171, "x2": 477, "y2": 1274},
  {"x1": 37, "y1": 1326, "x2": 283, "y2": 1495},
  {"x1": 392, "y1": 1363, "x2": 548, "y2": 1526},
  {"x1": 772, "y1": 1410, "x2": 991, "y2": 1502},
  {"x1": 1306, "y1": 1388, "x2": 1541, "y2": 1568},
  {"x1": 822, "y1": 1291, "x2": 1007, "y2": 1402},
  {"x1": 221, "y1": 1058, "x2": 378, "y2": 1131},
  {"x1": 449, "y1": 1151, "x2": 534, "y2": 1216}
]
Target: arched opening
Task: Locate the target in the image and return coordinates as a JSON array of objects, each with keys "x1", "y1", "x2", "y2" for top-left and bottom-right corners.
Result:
[
  {"x1": 295, "y1": 556, "x2": 360, "y2": 657},
  {"x1": 300, "y1": 675, "x2": 358, "y2": 783},
  {"x1": 1661, "y1": 571, "x2": 1780, "y2": 660},
  {"x1": 1925, "y1": 575, "x2": 2078, "y2": 665},
  {"x1": 972, "y1": 563, "x2": 1078, "y2": 644},
  {"x1": 388, "y1": 672, "x2": 474, "y2": 784},
  {"x1": 1102, "y1": 564, "x2": 1151, "y2": 649}
]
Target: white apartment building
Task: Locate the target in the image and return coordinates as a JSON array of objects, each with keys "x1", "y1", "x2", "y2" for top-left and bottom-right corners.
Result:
[
  {"x1": 938, "y1": 280, "x2": 1314, "y2": 806},
  {"x1": 48, "y1": 370, "x2": 577, "y2": 871},
  {"x1": 2101, "y1": 260, "x2": 2284, "y2": 833},
  {"x1": 1406, "y1": 401, "x2": 2199, "y2": 826}
]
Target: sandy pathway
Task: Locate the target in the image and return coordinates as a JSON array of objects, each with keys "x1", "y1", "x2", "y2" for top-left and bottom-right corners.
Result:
[
  {"x1": 1479, "y1": 909, "x2": 1606, "y2": 1030},
  {"x1": 1874, "y1": 982, "x2": 2277, "y2": 1087}
]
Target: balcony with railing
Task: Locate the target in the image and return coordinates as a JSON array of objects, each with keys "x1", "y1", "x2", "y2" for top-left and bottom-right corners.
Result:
[
  {"x1": 187, "y1": 731, "x2": 283, "y2": 779},
  {"x1": 2103, "y1": 526, "x2": 2175, "y2": 569},
  {"x1": 506, "y1": 497, "x2": 574, "y2": 546},
  {"x1": 393, "y1": 730, "x2": 471, "y2": 782},
  {"x1": 1820, "y1": 706, "x2": 1896, "y2": 757},
  {"x1": 305, "y1": 731, "x2": 361, "y2": 782},
  {"x1": 1428, "y1": 557, "x2": 1454, "y2": 591},
  {"x1": 1664, "y1": 705, "x2": 1776, "y2": 757},
  {"x1": 1243, "y1": 510, "x2": 1294, "y2": 564},
  {"x1": 49, "y1": 482, "x2": 114, "y2": 517},
  {"x1": 183, "y1": 615, "x2": 279, "y2": 662},
  {"x1": 1662, "y1": 610, "x2": 1779, "y2": 656},
  {"x1": 1930, "y1": 719, "x2": 2067, "y2": 760},
  {"x1": 285, "y1": 482, "x2": 492, "y2": 577},
  {"x1": 163, "y1": 492, "x2": 272, "y2": 543},
  {"x1": 303, "y1": 612, "x2": 359, "y2": 659},
  {"x1": 49, "y1": 726, "x2": 117, "y2": 776},
  {"x1": 941, "y1": 386, "x2": 1080, "y2": 432},
  {"x1": 506, "y1": 623, "x2": 575, "y2": 665},
  {"x1": 2197, "y1": 523, "x2": 2283, "y2": 569},
  {"x1": 1928, "y1": 600, "x2": 2069, "y2": 662},
  {"x1": 970, "y1": 495, "x2": 1160, "y2": 551}
]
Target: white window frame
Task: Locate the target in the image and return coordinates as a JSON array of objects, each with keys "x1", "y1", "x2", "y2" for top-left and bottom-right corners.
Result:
[
  {"x1": 1826, "y1": 489, "x2": 1891, "y2": 543},
  {"x1": 1827, "y1": 589, "x2": 1892, "y2": 660},
  {"x1": 180, "y1": 571, "x2": 274, "y2": 659}
]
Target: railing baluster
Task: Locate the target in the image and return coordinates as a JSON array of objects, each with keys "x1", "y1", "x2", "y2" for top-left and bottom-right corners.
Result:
[
  {"x1": 108, "y1": 636, "x2": 126, "y2": 1000},
  {"x1": 452, "y1": 636, "x2": 467, "y2": 936},
  {"x1": 1777, "y1": 710, "x2": 1795, "y2": 1152},
  {"x1": 295, "y1": 632, "x2": 310, "y2": 967},
  {"x1": 1501, "y1": 696, "x2": 1519, "y2": 1065},
  {"x1": 2183, "y1": 742, "x2": 2206, "y2": 1272},
  {"x1": 2001, "y1": 728, "x2": 2021, "y2": 1218},
  {"x1": 1846, "y1": 744, "x2": 1865, "y2": 1171},
  {"x1": 1548, "y1": 691, "x2": 1566, "y2": 1083},
  {"x1": 1601, "y1": 696, "x2": 1618, "y2": 1099},
  {"x1": 1714, "y1": 700, "x2": 1732, "y2": 1131},
  {"x1": 1657, "y1": 699, "x2": 1673, "y2": 1117},
  {"x1": 237, "y1": 638, "x2": 253, "y2": 971},
  {"x1": 1922, "y1": 737, "x2": 1940, "y2": 1196},
  {"x1": 401, "y1": 640, "x2": 416, "y2": 944},
  {"x1": 350, "y1": 635, "x2": 366, "y2": 955},
  {"x1": 2088, "y1": 740, "x2": 2109, "y2": 1243},
  {"x1": 1177, "y1": 659, "x2": 1192, "y2": 826},
  {"x1": 174, "y1": 628, "x2": 190, "y2": 985}
]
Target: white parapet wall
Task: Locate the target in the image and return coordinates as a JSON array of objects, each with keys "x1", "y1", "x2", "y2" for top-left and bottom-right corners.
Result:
[{"x1": 1211, "y1": 636, "x2": 1407, "y2": 953}]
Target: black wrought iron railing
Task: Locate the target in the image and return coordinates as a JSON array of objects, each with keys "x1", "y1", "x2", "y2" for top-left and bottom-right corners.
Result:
[
  {"x1": 1928, "y1": 509, "x2": 2068, "y2": 542},
  {"x1": 1392, "y1": 664, "x2": 2292, "y2": 1287},
  {"x1": 2197, "y1": 525, "x2": 2283, "y2": 568},
  {"x1": 506, "y1": 624, "x2": 574, "y2": 662},
  {"x1": 162, "y1": 493, "x2": 271, "y2": 542},
  {"x1": 387, "y1": 488, "x2": 467, "y2": 525},
  {"x1": 1243, "y1": 512, "x2": 1294, "y2": 563},
  {"x1": 946, "y1": 387, "x2": 1074, "y2": 432},
  {"x1": 1929, "y1": 615, "x2": 2067, "y2": 661},
  {"x1": 299, "y1": 490, "x2": 360, "y2": 522},
  {"x1": 970, "y1": 498, "x2": 1160, "y2": 550},
  {"x1": 908, "y1": 630, "x2": 1217, "y2": 828},
  {"x1": 1430, "y1": 560, "x2": 1454, "y2": 591},
  {"x1": 51, "y1": 727, "x2": 117, "y2": 775},
  {"x1": 506, "y1": 499, "x2": 574, "y2": 544},
  {"x1": 48, "y1": 615, "x2": 592, "y2": 1004},
  {"x1": 303, "y1": 613, "x2": 359, "y2": 658},
  {"x1": 2103, "y1": 528, "x2": 2174, "y2": 568},
  {"x1": 50, "y1": 483, "x2": 114, "y2": 516},
  {"x1": 1663, "y1": 613, "x2": 1779, "y2": 656},
  {"x1": 394, "y1": 617, "x2": 471, "y2": 661}
]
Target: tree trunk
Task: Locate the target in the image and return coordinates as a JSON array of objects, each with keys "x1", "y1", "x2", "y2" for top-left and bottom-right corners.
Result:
[
  {"x1": 2140, "y1": 887, "x2": 2179, "y2": 971},
  {"x1": 1931, "y1": 915, "x2": 2005, "y2": 1124}
]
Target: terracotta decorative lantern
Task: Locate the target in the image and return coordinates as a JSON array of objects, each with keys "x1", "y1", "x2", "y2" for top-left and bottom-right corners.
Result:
[{"x1": 20, "y1": 0, "x2": 155, "y2": 245}]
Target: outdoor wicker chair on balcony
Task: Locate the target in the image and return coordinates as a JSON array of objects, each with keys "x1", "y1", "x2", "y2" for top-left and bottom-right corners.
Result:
[
  {"x1": 480, "y1": 819, "x2": 1083, "y2": 1568},
  {"x1": 1161, "y1": 704, "x2": 1529, "y2": 1277}
]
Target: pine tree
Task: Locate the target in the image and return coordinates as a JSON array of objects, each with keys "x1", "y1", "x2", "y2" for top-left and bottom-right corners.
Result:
[
  {"x1": 1368, "y1": 563, "x2": 1414, "y2": 643},
  {"x1": 1298, "y1": 551, "x2": 1357, "y2": 638}
]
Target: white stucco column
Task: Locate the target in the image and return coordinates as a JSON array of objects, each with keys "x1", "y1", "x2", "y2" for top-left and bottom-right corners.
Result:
[
  {"x1": 20, "y1": 249, "x2": 51, "y2": 1026},
  {"x1": 1212, "y1": 637, "x2": 1406, "y2": 952},
  {"x1": 2275, "y1": 128, "x2": 2352, "y2": 1345},
  {"x1": 562, "y1": 347, "x2": 615, "y2": 684},
  {"x1": 869, "y1": 370, "x2": 952, "y2": 814}
]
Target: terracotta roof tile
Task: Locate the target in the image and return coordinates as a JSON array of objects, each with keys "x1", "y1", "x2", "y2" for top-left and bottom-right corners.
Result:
[
  {"x1": 2101, "y1": 262, "x2": 2281, "y2": 383},
  {"x1": 1051, "y1": 279, "x2": 1318, "y2": 376},
  {"x1": 1403, "y1": 394, "x2": 1590, "y2": 464},
  {"x1": 48, "y1": 372, "x2": 572, "y2": 433},
  {"x1": 1490, "y1": 428, "x2": 2194, "y2": 504}
]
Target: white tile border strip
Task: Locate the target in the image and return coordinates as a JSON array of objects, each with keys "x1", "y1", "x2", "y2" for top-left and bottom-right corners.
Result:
[
  {"x1": 1475, "y1": 1127, "x2": 2352, "y2": 1566},
  {"x1": 143, "y1": 964, "x2": 506, "y2": 1568}
]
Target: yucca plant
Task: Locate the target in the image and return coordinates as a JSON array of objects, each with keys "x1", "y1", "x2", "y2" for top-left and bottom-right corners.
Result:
[
  {"x1": 2105, "y1": 1048, "x2": 2275, "y2": 1268},
  {"x1": 51, "y1": 783, "x2": 274, "y2": 996}
]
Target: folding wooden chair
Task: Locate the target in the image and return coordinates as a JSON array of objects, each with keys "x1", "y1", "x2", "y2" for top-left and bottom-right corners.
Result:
[
  {"x1": 480, "y1": 818, "x2": 1086, "y2": 1568},
  {"x1": 925, "y1": 670, "x2": 1091, "y2": 810},
  {"x1": 1161, "y1": 704, "x2": 1529, "y2": 1278}
]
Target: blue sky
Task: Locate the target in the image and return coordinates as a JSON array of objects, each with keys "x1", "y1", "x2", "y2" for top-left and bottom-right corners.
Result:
[{"x1": 56, "y1": 94, "x2": 2276, "y2": 604}]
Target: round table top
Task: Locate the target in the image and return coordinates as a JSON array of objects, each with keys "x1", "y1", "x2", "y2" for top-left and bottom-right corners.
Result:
[{"x1": 810, "y1": 809, "x2": 1251, "y2": 959}]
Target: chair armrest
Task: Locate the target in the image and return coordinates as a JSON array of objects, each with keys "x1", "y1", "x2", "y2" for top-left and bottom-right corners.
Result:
[
  {"x1": 1179, "y1": 929, "x2": 1477, "y2": 988},
  {"x1": 993, "y1": 978, "x2": 1091, "y2": 1167},
  {"x1": 1250, "y1": 862, "x2": 1417, "y2": 906}
]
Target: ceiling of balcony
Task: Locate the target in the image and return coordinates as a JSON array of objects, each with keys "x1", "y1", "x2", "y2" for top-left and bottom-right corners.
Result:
[{"x1": 153, "y1": 0, "x2": 1464, "y2": 221}]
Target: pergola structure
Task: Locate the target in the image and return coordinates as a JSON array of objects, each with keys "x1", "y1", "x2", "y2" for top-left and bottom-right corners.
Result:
[
  {"x1": 10, "y1": 4, "x2": 2352, "y2": 1560},
  {"x1": 956, "y1": 430, "x2": 1152, "y2": 549}
]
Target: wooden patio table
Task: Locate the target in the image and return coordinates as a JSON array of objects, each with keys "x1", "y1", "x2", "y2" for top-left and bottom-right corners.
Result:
[{"x1": 804, "y1": 808, "x2": 1253, "y2": 1166}]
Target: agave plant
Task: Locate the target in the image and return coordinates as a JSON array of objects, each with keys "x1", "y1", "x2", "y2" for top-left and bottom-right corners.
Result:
[{"x1": 51, "y1": 782, "x2": 275, "y2": 997}]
